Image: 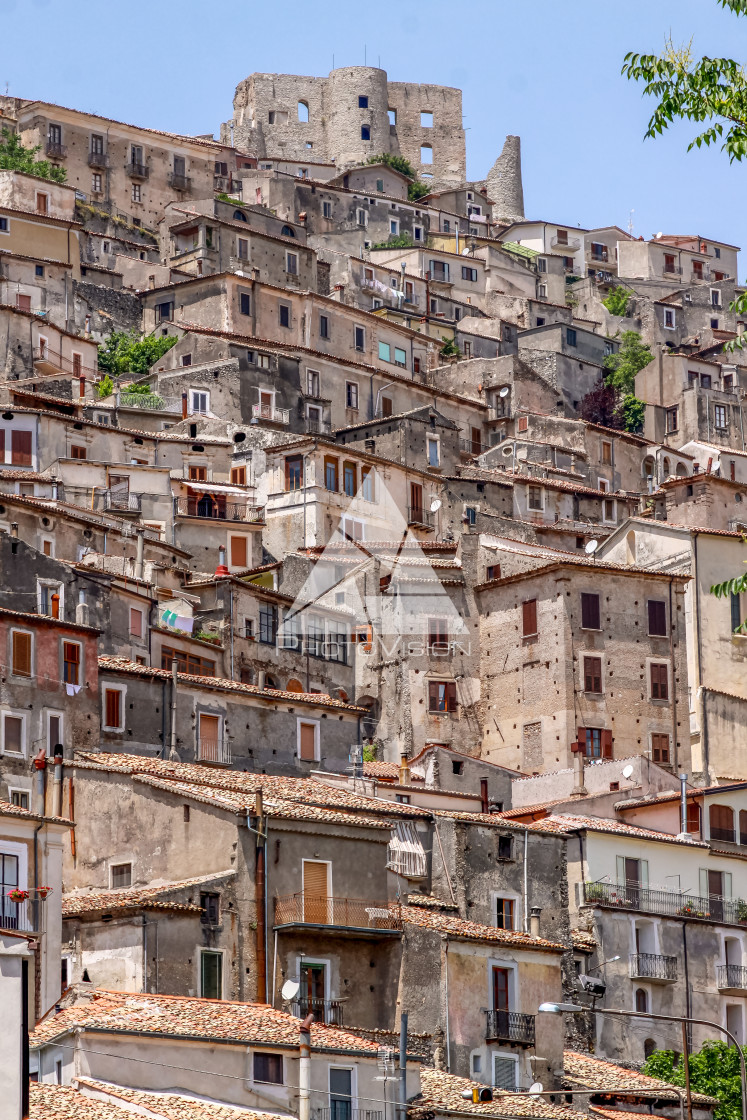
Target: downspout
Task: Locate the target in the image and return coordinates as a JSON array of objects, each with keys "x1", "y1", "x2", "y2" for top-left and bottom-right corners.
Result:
[
  {"x1": 444, "y1": 938, "x2": 450, "y2": 1071},
  {"x1": 142, "y1": 913, "x2": 148, "y2": 993},
  {"x1": 169, "y1": 660, "x2": 179, "y2": 761},
  {"x1": 668, "y1": 576, "x2": 679, "y2": 773},
  {"x1": 160, "y1": 680, "x2": 167, "y2": 759},
  {"x1": 523, "y1": 828, "x2": 529, "y2": 933},
  {"x1": 254, "y1": 791, "x2": 267, "y2": 1002},
  {"x1": 693, "y1": 533, "x2": 709, "y2": 778},
  {"x1": 299, "y1": 1013, "x2": 313, "y2": 1120}
]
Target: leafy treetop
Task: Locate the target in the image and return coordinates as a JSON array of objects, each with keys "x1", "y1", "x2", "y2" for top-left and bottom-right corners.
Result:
[
  {"x1": 365, "y1": 153, "x2": 432, "y2": 201},
  {"x1": 603, "y1": 285, "x2": 633, "y2": 317},
  {"x1": 0, "y1": 128, "x2": 67, "y2": 184},
  {"x1": 97, "y1": 331, "x2": 177, "y2": 376},
  {"x1": 603, "y1": 330, "x2": 654, "y2": 394},
  {"x1": 643, "y1": 1040, "x2": 743, "y2": 1120}
]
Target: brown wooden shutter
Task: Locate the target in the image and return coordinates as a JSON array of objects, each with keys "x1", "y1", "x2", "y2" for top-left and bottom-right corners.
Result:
[
  {"x1": 651, "y1": 663, "x2": 669, "y2": 700},
  {"x1": 230, "y1": 536, "x2": 247, "y2": 568},
  {"x1": 584, "y1": 656, "x2": 602, "y2": 693},
  {"x1": 410, "y1": 482, "x2": 423, "y2": 512},
  {"x1": 651, "y1": 733, "x2": 670, "y2": 763},
  {"x1": 648, "y1": 600, "x2": 666, "y2": 636},
  {"x1": 687, "y1": 802, "x2": 702, "y2": 835},
  {"x1": 522, "y1": 599, "x2": 537, "y2": 637},
  {"x1": 602, "y1": 729, "x2": 613, "y2": 759},
  {"x1": 299, "y1": 721, "x2": 316, "y2": 760},
  {"x1": 12, "y1": 631, "x2": 31, "y2": 676},
  {"x1": 11, "y1": 431, "x2": 32, "y2": 466},
  {"x1": 577, "y1": 727, "x2": 587, "y2": 755},
  {"x1": 581, "y1": 593, "x2": 600, "y2": 630},
  {"x1": 428, "y1": 681, "x2": 439, "y2": 710},
  {"x1": 302, "y1": 860, "x2": 329, "y2": 924},
  {"x1": 445, "y1": 681, "x2": 457, "y2": 711},
  {"x1": 105, "y1": 689, "x2": 120, "y2": 728}
]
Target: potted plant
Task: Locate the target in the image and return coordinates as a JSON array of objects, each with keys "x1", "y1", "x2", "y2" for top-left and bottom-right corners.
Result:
[
  {"x1": 7, "y1": 888, "x2": 28, "y2": 903},
  {"x1": 36, "y1": 886, "x2": 52, "y2": 900}
]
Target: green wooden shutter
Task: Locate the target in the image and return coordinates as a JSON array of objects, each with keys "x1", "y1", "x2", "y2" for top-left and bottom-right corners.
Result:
[
  {"x1": 640, "y1": 860, "x2": 649, "y2": 889},
  {"x1": 699, "y1": 869, "x2": 709, "y2": 899},
  {"x1": 724, "y1": 872, "x2": 733, "y2": 898}
]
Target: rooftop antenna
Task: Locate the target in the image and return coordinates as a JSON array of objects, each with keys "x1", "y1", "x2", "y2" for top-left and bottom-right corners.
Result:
[
  {"x1": 628, "y1": 209, "x2": 635, "y2": 237},
  {"x1": 364, "y1": 44, "x2": 367, "y2": 65}
]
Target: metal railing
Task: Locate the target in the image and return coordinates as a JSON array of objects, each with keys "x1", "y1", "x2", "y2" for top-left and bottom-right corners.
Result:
[
  {"x1": 583, "y1": 880, "x2": 747, "y2": 925},
  {"x1": 88, "y1": 151, "x2": 108, "y2": 168},
  {"x1": 663, "y1": 265, "x2": 683, "y2": 276},
  {"x1": 551, "y1": 235, "x2": 580, "y2": 251},
  {"x1": 46, "y1": 141, "x2": 67, "y2": 159},
  {"x1": 274, "y1": 894, "x2": 403, "y2": 931},
  {"x1": 197, "y1": 739, "x2": 231, "y2": 765},
  {"x1": 485, "y1": 1010, "x2": 535, "y2": 1046},
  {"x1": 1, "y1": 898, "x2": 44, "y2": 933},
  {"x1": 459, "y1": 438, "x2": 483, "y2": 455},
  {"x1": 710, "y1": 825, "x2": 736, "y2": 843},
  {"x1": 214, "y1": 175, "x2": 242, "y2": 194},
  {"x1": 252, "y1": 403, "x2": 290, "y2": 425},
  {"x1": 103, "y1": 491, "x2": 141, "y2": 513},
  {"x1": 629, "y1": 953, "x2": 677, "y2": 981},
  {"x1": 717, "y1": 964, "x2": 747, "y2": 989},
  {"x1": 168, "y1": 172, "x2": 192, "y2": 191},
  {"x1": 119, "y1": 392, "x2": 181, "y2": 412},
  {"x1": 127, "y1": 162, "x2": 149, "y2": 179},
  {"x1": 290, "y1": 997, "x2": 345, "y2": 1026},
  {"x1": 407, "y1": 506, "x2": 434, "y2": 528},
  {"x1": 174, "y1": 497, "x2": 264, "y2": 523},
  {"x1": 314, "y1": 1110, "x2": 383, "y2": 1120},
  {"x1": 33, "y1": 348, "x2": 97, "y2": 377},
  {"x1": 305, "y1": 418, "x2": 331, "y2": 435}
]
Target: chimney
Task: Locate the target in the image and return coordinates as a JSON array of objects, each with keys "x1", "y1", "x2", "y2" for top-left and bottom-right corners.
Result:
[
  {"x1": 182, "y1": 391, "x2": 188, "y2": 420},
  {"x1": 529, "y1": 906, "x2": 542, "y2": 939},
  {"x1": 480, "y1": 777, "x2": 489, "y2": 814},
  {"x1": 570, "y1": 741, "x2": 587, "y2": 796},
  {"x1": 399, "y1": 754, "x2": 411, "y2": 786},
  {"x1": 257, "y1": 670, "x2": 266, "y2": 691},
  {"x1": 33, "y1": 747, "x2": 46, "y2": 815},
  {"x1": 75, "y1": 590, "x2": 89, "y2": 627},
  {"x1": 10, "y1": 522, "x2": 18, "y2": 539},
  {"x1": 215, "y1": 545, "x2": 229, "y2": 578},
  {"x1": 365, "y1": 438, "x2": 375, "y2": 453}
]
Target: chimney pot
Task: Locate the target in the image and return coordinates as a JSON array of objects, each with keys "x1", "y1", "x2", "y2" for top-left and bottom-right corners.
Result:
[{"x1": 529, "y1": 906, "x2": 541, "y2": 938}]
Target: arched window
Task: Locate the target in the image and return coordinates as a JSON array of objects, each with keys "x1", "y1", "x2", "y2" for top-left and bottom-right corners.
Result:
[
  {"x1": 286, "y1": 678, "x2": 304, "y2": 693},
  {"x1": 676, "y1": 462, "x2": 688, "y2": 476},
  {"x1": 264, "y1": 674, "x2": 278, "y2": 690},
  {"x1": 298, "y1": 101, "x2": 309, "y2": 123},
  {"x1": 233, "y1": 209, "x2": 248, "y2": 222},
  {"x1": 635, "y1": 988, "x2": 649, "y2": 1013},
  {"x1": 663, "y1": 457, "x2": 671, "y2": 477},
  {"x1": 281, "y1": 224, "x2": 296, "y2": 238},
  {"x1": 644, "y1": 1038, "x2": 657, "y2": 1060},
  {"x1": 710, "y1": 803, "x2": 736, "y2": 843},
  {"x1": 643, "y1": 456, "x2": 655, "y2": 478}
]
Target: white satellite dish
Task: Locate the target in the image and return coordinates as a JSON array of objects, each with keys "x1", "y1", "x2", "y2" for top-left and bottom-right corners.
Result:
[
  {"x1": 499, "y1": 386, "x2": 510, "y2": 398},
  {"x1": 430, "y1": 498, "x2": 442, "y2": 513},
  {"x1": 281, "y1": 979, "x2": 300, "y2": 1002},
  {"x1": 529, "y1": 1084, "x2": 544, "y2": 1095},
  {"x1": 584, "y1": 539, "x2": 599, "y2": 556},
  {"x1": 622, "y1": 764, "x2": 634, "y2": 780}
]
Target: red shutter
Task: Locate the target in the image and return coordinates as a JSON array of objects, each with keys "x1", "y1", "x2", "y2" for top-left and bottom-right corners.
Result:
[
  {"x1": 428, "y1": 681, "x2": 439, "y2": 710},
  {"x1": 299, "y1": 722, "x2": 316, "y2": 761},
  {"x1": 577, "y1": 727, "x2": 587, "y2": 755},
  {"x1": 11, "y1": 431, "x2": 32, "y2": 466},
  {"x1": 602, "y1": 729, "x2": 613, "y2": 759},
  {"x1": 522, "y1": 599, "x2": 537, "y2": 637},
  {"x1": 105, "y1": 689, "x2": 120, "y2": 728}
]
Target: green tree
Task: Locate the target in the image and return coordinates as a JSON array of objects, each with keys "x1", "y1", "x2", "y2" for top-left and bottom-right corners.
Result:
[
  {"x1": 643, "y1": 1040, "x2": 743, "y2": 1120},
  {"x1": 0, "y1": 128, "x2": 67, "y2": 184},
  {"x1": 603, "y1": 330, "x2": 654, "y2": 395},
  {"x1": 96, "y1": 374, "x2": 114, "y2": 399},
  {"x1": 603, "y1": 285, "x2": 633, "y2": 317},
  {"x1": 97, "y1": 331, "x2": 177, "y2": 375},
  {"x1": 365, "y1": 153, "x2": 431, "y2": 201},
  {"x1": 711, "y1": 567, "x2": 747, "y2": 633}
]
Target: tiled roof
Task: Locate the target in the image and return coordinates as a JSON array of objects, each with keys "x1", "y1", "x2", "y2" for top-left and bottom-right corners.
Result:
[
  {"x1": 29, "y1": 1084, "x2": 125, "y2": 1120},
  {"x1": 31, "y1": 990, "x2": 382, "y2": 1053},
  {"x1": 562, "y1": 1051, "x2": 716, "y2": 1105},
  {"x1": 0, "y1": 798, "x2": 71, "y2": 827},
  {"x1": 62, "y1": 872, "x2": 235, "y2": 917},
  {"x1": 528, "y1": 812, "x2": 708, "y2": 847},
  {"x1": 570, "y1": 928, "x2": 597, "y2": 952},
  {"x1": 401, "y1": 905, "x2": 565, "y2": 951},
  {"x1": 75, "y1": 1079, "x2": 293, "y2": 1120},
  {"x1": 411, "y1": 1068, "x2": 589, "y2": 1120},
  {"x1": 496, "y1": 799, "x2": 568, "y2": 819},
  {"x1": 0, "y1": 605, "x2": 99, "y2": 634},
  {"x1": 97, "y1": 656, "x2": 366, "y2": 712},
  {"x1": 406, "y1": 893, "x2": 459, "y2": 912}
]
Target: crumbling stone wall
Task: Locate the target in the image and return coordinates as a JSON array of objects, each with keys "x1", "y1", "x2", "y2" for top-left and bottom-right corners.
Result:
[
  {"x1": 72, "y1": 281, "x2": 142, "y2": 341},
  {"x1": 485, "y1": 135, "x2": 524, "y2": 223}
]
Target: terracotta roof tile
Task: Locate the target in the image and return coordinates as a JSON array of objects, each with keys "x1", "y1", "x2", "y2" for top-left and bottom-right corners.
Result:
[
  {"x1": 0, "y1": 798, "x2": 71, "y2": 827},
  {"x1": 401, "y1": 905, "x2": 565, "y2": 951},
  {"x1": 570, "y1": 929, "x2": 597, "y2": 952},
  {"x1": 74, "y1": 1079, "x2": 293, "y2": 1120},
  {"x1": 411, "y1": 1068, "x2": 589, "y2": 1120},
  {"x1": 562, "y1": 1051, "x2": 716, "y2": 1105},
  {"x1": 29, "y1": 1084, "x2": 126, "y2": 1120},
  {"x1": 62, "y1": 872, "x2": 235, "y2": 918},
  {"x1": 528, "y1": 813, "x2": 708, "y2": 847}
]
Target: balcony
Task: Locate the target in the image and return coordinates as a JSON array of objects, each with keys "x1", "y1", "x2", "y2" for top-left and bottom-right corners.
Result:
[
  {"x1": 305, "y1": 418, "x2": 331, "y2": 435},
  {"x1": 174, "y1": 497, "x2": 265, "y2": 523},
  {"x1": 168, "y1": 172, "x2": 192, "y2": 191},
  {"x1": 274, "y1": 893, "x2": 403, "y2": 935},
  {"x1": 711, "y1": 825, "x2": 736, "y2": 843},
  {"x1": 459, "y1": 437, "x2": 483, "y2": 456},
  {"x1": 583, "y1": 880, "x2": 747, "y2": 926},
  {"x1": 127, "y1": 161, "x2": 150, "y2": 180},
  {"x1": 33, "y1": 348, "x2": 96, "y2": 378},
  {"x1": 485, "y1": 1010, "x2": 536, "y2": 1047},
  {"x1": 197, "y1": 739, "x2": 231, "y2": 766},
  {"x1": 252, "y1": 403, "x2": 290, "y2": 426},
  {"x1": 663, "y1": 265, "x2": 683, "y2": 277},
  {"x1": 1, "y1": 896, "x2": 45, "y2": 934},
  {"x1": 588, "y1": 249, "x2": 610, "y2": 263},
  {"x1": 88, "y1": 151, "x2": 108, "y2": 169},
  {"x1": 119, "y1": 392, "x2": 181, "y2": 412},
  {"x1": 291, "y1": 996, "x2": 346, "y2": 1026},
  {"x1": 215, "y1": 175, "x2": 242, "y2": 194},
  {"x1": 314, "y1": 1111, "x2": 383, "y2": 1120},
  {"x1": 407, "y1": 506, "x2": 434, "y2": 530},
  {"x1": 629, "y1": 953, "x2": 677, "y2": 982},
  {"x1": 103, "y1": 491, "x2": 142, "y2": 514},
  {"x1": 551, "y1": 235, "x2": 581, "y2": 252},
  {"x1": 46, "y1": 141, "x2": 67, "y2": 159},
  {"x1": 717, "y1": 964, "x2": 747, "y2": 992}
]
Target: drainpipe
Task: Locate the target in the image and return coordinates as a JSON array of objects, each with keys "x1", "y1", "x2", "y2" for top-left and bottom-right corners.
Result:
[
  {"x1": 299, "y1": 1013, "x2": 313, "y2": 1120},
  {"x1": 169, "y1": 660, "x2": 179, "y2": 761},
  {"x1": 693, "y1": 533, "x2": 709, "y2": 779},
  {"x1": 254, "y1": 790, "x2": 267, "y2": 1002},
  {"x1": 399, "y1": 1010, "x2": 408, "y2": 1120},
  {"x1": 443, "y1": 938, "x2": 450, "y2": 1071},
  {"x1": 523, "y1": 828, "x2": 529, "y2": 933}
]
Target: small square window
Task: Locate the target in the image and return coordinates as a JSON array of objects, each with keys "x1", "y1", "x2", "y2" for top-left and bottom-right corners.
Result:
[
  {"x1": 279, "y1": 304, "x2": 291, "y2": 328},
  {"x1": 358, "y1": 96, "x2": 369, "y2": 109},
  {"x1": 110, "y1": 862, "x2": 132, "y2": 888},
  {"x1": 240, "y1": 292, "x2": 251, "y2": 315},
  {"x1": 35, "y1": 264, "x2": 45, "y2": 278},
  {"x1": 361, "y1": 125, "x2": 371, "y2": 141},
  {"x1": 420, "y1": 111, "x2": 433, "y2": 127}
]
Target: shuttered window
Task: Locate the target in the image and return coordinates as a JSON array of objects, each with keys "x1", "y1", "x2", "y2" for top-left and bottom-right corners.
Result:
[
  {"x1": 302, "y1": 860, "x2": 329, "y2": 924},
  {"x1": 285, "y1": 455, "x2": 303, "y2": 491},
  {"x1": 687, "y1": 801, "x2": 702, "y2": 835},
  {"x1": 11, "y1": 631, "x2": 31, "y2": 677},
  {"x1": 10, "y1": 430, "x2": 32, "y2": 466},
  {"x1": 230, "y1": 536, "x2": 247, "y2": 568},
  {"x1": 299, "y1": 721, "x2": 317, "y2": 761},
  {"x1": 580, "y1": 592, "x2": 601, "y2": 630},
  {"x1": 522, "y1": 599, "x2": 537, "y2": 637},
  {"x1": 578, "y1": 727, "x2": 612, "y2": 759},
  {"x1": 648, "y1": 600, "x2": 667, "y2": 636},
  {"x1": 651, "y1": 733, "x2": 670, "y2": 764},
  {"x1": 63, "y1": 642, "x2": 80, "y2": 685},
  {"x1": 428, "y1": 681, "x2": 457, "y2": 712},
  {"x1": 104, "y1": 688, "x2": 121, "y2": 729},
  {"x1": 650, "y1": 662, "x2": 669, "y2": 700},
  {"x1": 583, "y1": 656, "x2": 602, "y2": 694}
]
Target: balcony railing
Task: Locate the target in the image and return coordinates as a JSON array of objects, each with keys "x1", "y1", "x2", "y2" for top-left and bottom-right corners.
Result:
[
  {"x1": 551, "y1": 235, "x2": 580, "y2": 252},
  {"x1": 174, "y1": 497, "x2": 264, "y2": 523},
  {"x1": 46, "y1": 141, "x2": 67, "y2": 159},
  {"x1": 711, "y1": 826, "x2": 736, "y2": 843},
  {"x1": 459, "y1": 438, "x2": 483, "y2": 456},
  {"x1": 485, "y1": 1010, "x2": 536, "y2": 1046},
  {"x1": 127, "y1": 162, "x2": 150, "y2": 179},
  {"x1": 663, "y1": 265, "x2": 683, "y2": 276},
  {"x1": 252, "y1": 403, "x2": 290, "y2": 425},
  {"x1": 305, "y1": 418, "x2": 331, "y2": 435},
  {"x1": 215, "y1": 175, "x2": 242, "y2": 194},
  {"x1": 407, "y1": 506, "x2": 434, "y2": 529},
  {"x1": 88, "y1": 151, "x2": 108, "y2": 168},
  {"x1": 717, "y1": 964, "x2": 747, "y2": 990},
  {"x1": 197, "y1": 739, "x2": 231, "y2": 765},
  {"x1": 629, "y1": 953, "x2": 677, "y2": 981},
  {"x1": 291, "y1": 997, "x2": 346, "y2": 1026},
  {"x1": 583, "y1": 880, "x2": 747, "y2": 925},
  {"x1": 168, "y1": 172, "x2": 192, "y2": 191},
  {"x1": 274, "y1": 893, "x2": 403, "y2": 931},
  {"x1": 1, "y1": 897, "x2": 44, "y2": 933},
  {"x1": 33, "y1": 348, "x2": 97, "y2": 377},
  {"x1": 119, "y1": 392, "x2": 181, "y2": 412},
  {"x1": 314, "y1": 1110, "x2": 383, "y2": 1120},
  {"x1": 103, "y1": 491, "x2": 141, "y2": 513}
]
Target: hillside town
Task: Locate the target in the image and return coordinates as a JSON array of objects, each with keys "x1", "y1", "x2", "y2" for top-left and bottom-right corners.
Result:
[{"x1": 1, "y1": 65, "x2": 747, "y2": 1120}]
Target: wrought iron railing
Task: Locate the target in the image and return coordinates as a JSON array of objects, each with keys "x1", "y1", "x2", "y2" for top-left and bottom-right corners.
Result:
[
  {"x1": 274, "y1": 894, "x2": 403, "y2": 931},
  {"x1": 33, "y1": 348, "x2": 97, "y2": 377},
  {"x1": 717, "y1": 964, "x2": 747, "y2": 989},
  {"x1": 407, "y1": 506, "x2": 434, "y2": 528},
  {"x1": 103, "y1": 491, "x2": 141, "y2": 512},
  {"x1": 174, "y1": 497, "x2": 264, "y2": 523},
  {"x1": 197, "y1": 739, "x2": 231, "y2": 765},
  {"x1": 291, "y1": 997, "x2": 345, "y2": 1026},
  {"x1": 305, "y1": 418, "x2": 331, "y2": 435},
  {"x1": 0, "y1": 897, "x2": 44, "y2": 933},
  {"x1": 485, "y1": 1010, "x2": 535, "y2": 1046},
  {"x1": 168, "y1": 173, "x2": 192, "y2": 191},
  {"x1": 583, "y1": 880, "x2": 747, "y2": 925},
  {"x1": 314, "y1": 1110, "x2": 382, "y2": 1120},
  {"x1": 252, "y1": 403, "x2": 290, "y2": 425},
  {"x1": 629, "y1": 953, "x2": 677, "y2": 981},
  {"x1": 459, "y1": 438, "x2": 483, "y2": 455},
  {"x1": 46, "y1": 142, "x2": 67, "y2": 159},
  {"x1": 88, "y1": 151, "x2": 108, "y2": 168},
  {"x1": 710, "y1": 826, "x2": 736, "y2": 843},
  {"x1": 127, "y1": 162, "x2": 149, "y2": 179}
]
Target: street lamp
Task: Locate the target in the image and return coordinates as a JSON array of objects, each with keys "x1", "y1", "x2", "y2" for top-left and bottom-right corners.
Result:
[{"x1": 539, "y1": 1002, "x2": 747, "y2": 1120}]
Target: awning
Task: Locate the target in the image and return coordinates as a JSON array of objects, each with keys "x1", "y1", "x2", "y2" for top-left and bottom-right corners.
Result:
[{"x1": 181, "y1": 481, "x2": 247, "y2": 496}]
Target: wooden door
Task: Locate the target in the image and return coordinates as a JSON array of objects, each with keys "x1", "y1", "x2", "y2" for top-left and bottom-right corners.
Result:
[
  {"x1": 303, "y1": 860, "x2": 329, "y2": 924},
  {"x1": 199, "y1": 714, "x2": 220, "y2": 761},
  {"x1": 492, "y1": 966, "x2": 509, "y2": 1010}
]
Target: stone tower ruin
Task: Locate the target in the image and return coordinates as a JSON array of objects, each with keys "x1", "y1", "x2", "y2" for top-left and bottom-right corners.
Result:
[{"x1": 485, "y1": 134, "x2": 525, "y2": 224}]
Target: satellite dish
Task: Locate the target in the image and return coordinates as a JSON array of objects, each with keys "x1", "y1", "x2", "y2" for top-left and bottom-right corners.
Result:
[
  {"x1": 622, "y1": 764, "x2": 634, "y2": 780},
  {"x1": 430, "y1": 498, "x2": 442, "y2": 513},
  {"x1": 502, "y1": 444, "x2": 514, "y2": 456},
  {"x1": 499, "y1": 386, "x2": 510, "y2": 398},
  {"x1": 584, "y1": 539, "x2": 599, "y2": 556},
  {"x1": 529, "y1": 1084, "x2": 544, "y2": 1096},
  {"x1": 281, "y1": 979, "x2": 300, "y2": 1002}
]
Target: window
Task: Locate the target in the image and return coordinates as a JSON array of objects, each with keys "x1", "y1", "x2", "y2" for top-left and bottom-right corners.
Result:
[
  {"x1": 63, "y1": 642, "x2": 80, "y2": 685},
  {"x1": 91, "y1": 173, "x2": 102, "y2": 193},
  {"x1": 394, "y1": 346, "x2": 407, "y2": 368},
  {"x1": 361, "y1": 125, "x2": 371, "y2": 141},
  {"x1": 306, "y1": 369, "x2": 320, "y2": 397},
  {"x1": 461, "y1": 266, "x2": 478, "y2": 282},
  {"x1": 389, "y1": 218, "x2": 399, "y2": 235},
  {"x1": 465, "y1": 506, "x2": 476, "y2": 526},
  {"x1": 583, "y1": 655, "x2": 602, "y2": 694},
  {"x1": 578, "y1": 726, "x2": 612, "y2": 759},
  {"x1": 240, "y1": 292, "x2": 251, "y2": 316},
  {"x1": 259, "y1": 603, "x2": 279, "y2": 645},
  {"x1": 279, "y1": 303, "x2": 291, "y2": 328},
  {"x1": 161, "y1": 648, "x2": 215, "y2": 676},
  {"x1": 420, "y1": 145, "x2": 433, "y2": 164},
  {"x1": 132, "y1": 183, "x2": 141, "y2": 203},
  {"x1": 522, "y1": 599, "x2": 537, "y2": 637},
  {"x1": 285, "y1": 455, "x2": 303, "y2": 491},
  {"x1": 493, "y1": 1056, "x2": 518, "y2": 1091},
  {"x1": 345, "y1": 382, "x2": 358, "y2": 410},
  {"x1": 361, "y1": 466, "x2": 374, "y2": 501},
  {"x1": 155, "y1": 301, "x2": 173, "y2": 323},
  {"x1": 635, "y1": 988, "x2": 649, "y2": 1013},
  {"x1": 602, "y1": 440, "x2": 612, "y2": 465},
  {"x1": 358, "y1": 95, "x2": 369, "y2": 108},
  {"x1": 603, "y1": 499, "x2": 616, "y2": 523},
  {"x1": 343, "y1": 462, "x2": 357, "y2": 497},
  {"x1": 428, "y1": 618, "x2": 448, "y2": 655},
  {"x1": 254, "y1": 1052, "x2": 283, "y2": 1084},
  {"x1": 129, "y1": 607, "x2": 143, "y2": 638},
  {"x1": 414, "y1": 226, "x2": 423, "y2": 242},
  {"x1": 11, "y1": 631, "x2": 31, "y2": 677},
  {"x1": 664, "y1": 309, "x2": 675, "y2": 329},
  {"x1": 237, "y1": 237, "x2": 249, "y2": 260},
  {"x1": 286, "y1": 252, "x2": 298, "y2": 275},
  {"x1": 495, "y1": 898, "x2": 515, "y2": 930},
  {"x1": 486, "y1": 564, "x2": 501, "y2": 581},
  {"x1": 497, "y1": 835, "x2": 513, "y2": 860},
  {"x1": 10, "y1": 430, "x2": 32, "y2": 466},
  {"x1": 427, "y1": 438, "x2": 440, "y2": 467},
  {"x1": 36, "y1": 192, "x2": 48, "y2": 215},
  {"x1": 2, "y1": 714, "x2": 24, "y2": 755},
  {"x1": 190, "y1": 390, "x2": 209, "y2": 415},
  {"x1": 666, "y1": 406, "x2": 679, "y2": 434},
  {"x1": 731, "y1": 592, "x2": 742, "y2": 634},
  {"x1": 200, "y1": 949, "x2": 223, "y2": 999},
  {"x1": 230, "y1": 536, "x2": 247, "y2": 568},
  {"x1": 38, "y1": 582, "x2": 62, "y2": 618},
  {"x1": 651, "y1": 733, "x2": 670, "y2": 764},
  {"x1": 378, "y1": 341, "x2": 391, "y2": 362},
  {"x1": 9, "y1": 790, "x2": 29, "y2": 810},
  {"x1": 428, "y1": 681, "x2": 457, "y2": 713},
  {"x1": 650, "y1": 662, "x2": 669, "y2": 701},
  {"x1": 103, "y1": 688, "x2": 123, "y2": 731},
  {"x1": 581, "y1": 592, "x2": 601, "y2": 631},
  {"x1": 110, "y1": 862, "x2": 132, "y2": 889},
  {"x1": 319, "y1": 314, "x2": 329, "y2": 339},
  {"x1": 324, "y1": 456, "x2": 338, "y2": 492},
  {"x1": 0, "y1": 217, "x2": 8, "y2": 233},
  {"x1": 693, "y1": 261, "x2": 704, "y2": 279},
  {"x1": 322, "y1": 201, "x2": 333, "y2": 220},
  {"x1": 355, "y1": 326, "x2": 365, "y2": 351},
  {"x1": 715, "y1": 404, "x2": 728, "y2": 430},
  {"x1": 201, "y1": 892, "x2": 220, "y2": 924},
  {"x1": 711, "y1": 289, "x2": 722, "y2": 308},
  {"x1": 566, "y1": 328, "x2": 577, "y2": 347},
  {"x1": 528, "y1": 486, "x2": 543, "y2": 511},
  {"x1": 648, "y1": 600, "x2": 667, "y2": 636},
  {"x1": 298, "y1": 720, "x2": 319, "y2": 761},
  {"x1": 70, "y1": 444, "x2": 87, "y2": 460}
]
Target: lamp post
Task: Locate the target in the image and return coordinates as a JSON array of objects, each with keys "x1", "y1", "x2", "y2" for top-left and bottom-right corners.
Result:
[{"x1": 539, "y1": 1002, "x2": 747, "y2": 1120}]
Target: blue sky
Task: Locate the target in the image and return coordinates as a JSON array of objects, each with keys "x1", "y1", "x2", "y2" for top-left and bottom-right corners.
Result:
[{"x1": 3, "y1": 0, "x2": 746, "y2": 274}]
